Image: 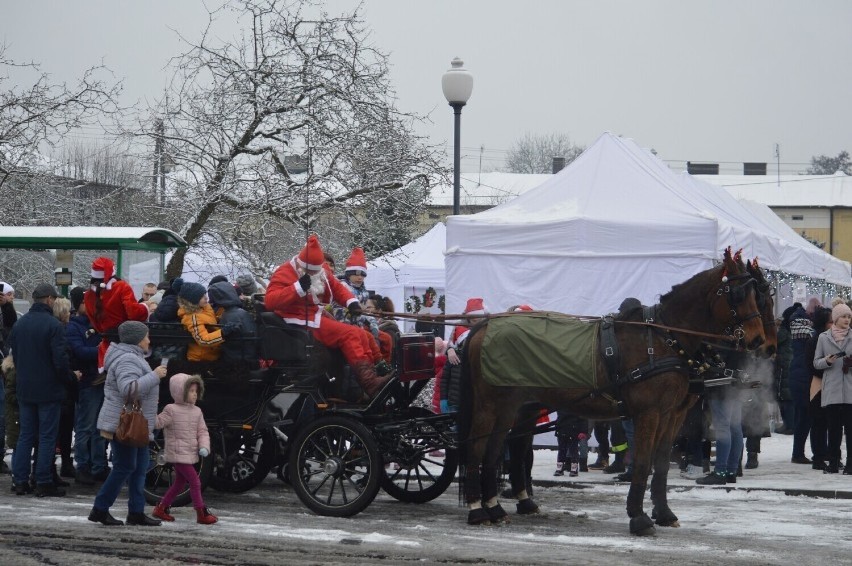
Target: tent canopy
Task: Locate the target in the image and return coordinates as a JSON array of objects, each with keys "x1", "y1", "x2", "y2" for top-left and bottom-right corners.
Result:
[
  {"x1": 446, "y1": 133, "x2": 850, "y2": 317},
  {"x1": 367, "y1": 222, "x2": 446, "y2": 315}
]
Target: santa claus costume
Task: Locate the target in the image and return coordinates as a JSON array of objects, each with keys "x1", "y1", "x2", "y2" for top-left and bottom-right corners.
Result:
[
  {"x1": 265, "y1": 235, "x2": 389, "y2": 399},
  {"x1": 83, "y1": 257, "x2": 150, "y2": 371}
]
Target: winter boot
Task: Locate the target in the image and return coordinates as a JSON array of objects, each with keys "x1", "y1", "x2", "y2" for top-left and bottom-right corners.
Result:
[
  {"x1": 745, "y1": 452, "x2": 759, "y2": 469},
  {"x1": 695, "y1": 471, "x2": 727, "y2": 485},
  {"x1": 59, "y1": 455, "x2": 76, "y2": 479},
  {"x1": 588, "y1": 452, "x2": 609, "y2": 470},
  {"x1": 553, "y1": 462, "x2": 564, "y2": 476},
  {"x1": 825, "y1": 459, "x2": 840, "y2": 474},
  {"x1": 352, "y1": 361, "x2": 391, "y2": 400},
  {"x1": 126, "y1": 512, "x2": 161, "y2": 526},
  {"x1": 35, "y1": 483, "x2": 65, "y2": 497},
  {"x1": 603, "y1": 451, "x2": 625, "y2": 474},
  {"x1": 88, "y1": 507, "x2": 123, "y2": 526},
  {"x1": 153, "y1": 504, "x2": 175, "y2": 522},
  {"x1": 195, "y1": 507, "x2": 218, "y2": 525},
  {"x1": 569, "y1": 462, "x2": 579, "y2": 477}
]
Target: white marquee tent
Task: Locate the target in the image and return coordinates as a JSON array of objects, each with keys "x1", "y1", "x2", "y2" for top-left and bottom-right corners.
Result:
[
  {"x1": 445, "y1": 133, "x2": 851, "y2": 317},
  {"x1": 368, "y1": 222, "x2": 446, "y2": 330}
]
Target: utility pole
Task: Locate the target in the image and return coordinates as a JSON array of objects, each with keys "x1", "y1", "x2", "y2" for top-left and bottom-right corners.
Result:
[
  {"x1": 775, "y1": 143, "x2": 780, "y2": 187},
  {"x1": 152, "y1": 118, "x2": 167, "y2": 206}
]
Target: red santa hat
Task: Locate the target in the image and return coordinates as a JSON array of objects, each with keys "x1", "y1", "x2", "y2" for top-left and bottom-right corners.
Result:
[
  {"x1": 464, "y1": 297, "x2": 487, "y2": 315},
  {"x1": 513, "y1": 304, "x2": 534, "y2": 312},
  {"x1": 297, "y1": 235, "x2": 325, "y2": 271},
  {"x1": 345, "y1": 247, "x2": 367, "y2": 275},
  {"x1": 91, "y1": 257, "x2": 115, "y2": 282}
]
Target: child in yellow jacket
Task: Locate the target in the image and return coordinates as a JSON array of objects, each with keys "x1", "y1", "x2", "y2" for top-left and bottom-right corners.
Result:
[{"x1": 177, "y1": 282, "x2": 238, "y2": 362}]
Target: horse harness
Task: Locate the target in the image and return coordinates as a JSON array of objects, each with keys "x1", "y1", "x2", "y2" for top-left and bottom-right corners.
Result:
[{"x1": 597, "y1": 276, "x2": 757, "y2": 417}]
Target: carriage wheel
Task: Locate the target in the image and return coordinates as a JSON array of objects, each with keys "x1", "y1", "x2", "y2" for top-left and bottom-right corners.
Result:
[
  {"x1": 144, "y1": 430, "x2": 213, "y2": 506},
  {"x1": 288, "y1": 415, "x2": 381, "y2": 517},
  {"x1": 209, "y1": 428, "x2": 275, "y2": 493},
  {"x1": 380, "y1": 407, "x2": 459, "y2": 504}
]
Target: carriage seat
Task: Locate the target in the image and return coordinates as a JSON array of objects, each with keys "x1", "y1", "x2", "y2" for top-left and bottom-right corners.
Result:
[{"x1": 256, "y1": 311, "x2": 311, "y2": 362}]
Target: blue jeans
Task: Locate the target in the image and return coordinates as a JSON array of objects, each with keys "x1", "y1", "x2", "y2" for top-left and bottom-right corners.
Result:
[
  {"x1": 709, "y1": 390, "x2": 744, "y2": 475},
  {"x1": 74, "y1": 386, "x2": 106, "y2": 474},
  {"x1": 94, "y1": 440, "x2": 149, "y2": 515},
  {"x1": 13, "y1": 400, "x2": 61, "y2": 485}
]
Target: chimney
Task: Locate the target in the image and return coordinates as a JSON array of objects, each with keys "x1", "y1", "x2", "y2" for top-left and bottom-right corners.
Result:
[
  {"x1": 687, "y1": 162, "x2": 719, "y2": 175},
  {"x1": 743, "y1": 162, "x2": 767, "y2": 175},
  {"x1": 552, "y1": 156, "x2": 566, "y2": 174}
]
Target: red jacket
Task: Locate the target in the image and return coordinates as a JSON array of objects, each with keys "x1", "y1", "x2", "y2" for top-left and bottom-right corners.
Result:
[
  {"x1": 266, "y1": 258, "x2": 357, "y2": 328},
  {"x1": 84, "y1": 280, "x2": 149, "y2": 368}
]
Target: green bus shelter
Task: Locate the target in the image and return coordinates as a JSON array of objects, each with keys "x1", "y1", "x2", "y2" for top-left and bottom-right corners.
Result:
[{"x1": 0, "y1": 226, "x2": 187, "y2": 296}]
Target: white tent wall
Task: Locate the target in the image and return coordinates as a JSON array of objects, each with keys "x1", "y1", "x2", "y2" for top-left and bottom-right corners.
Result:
[
  {"x1": 367, "y1": 223, "x2": 447, "y2": 332},
  {"x1": 445, "y1": 133, "x2": 851, "y2": 317}
]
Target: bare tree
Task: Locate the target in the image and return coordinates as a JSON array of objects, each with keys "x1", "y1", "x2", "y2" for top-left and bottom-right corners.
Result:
[
  {"x1": 116, "y1": 0, "x2": 447, "y2": 279},
  {"x1": 807, "y1": 151, "x2": 851, "y2": 175},
  {"x1": 505, "y1": 132, "x2": 585, "y2": 174},
  {"x1": 0, "y1": 43, "x2": 122, "y2": 191}
]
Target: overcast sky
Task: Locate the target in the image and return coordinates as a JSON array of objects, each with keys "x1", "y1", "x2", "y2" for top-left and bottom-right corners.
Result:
[{"x1": 4, "y1": 0, "x2": 851, "y2": 174}]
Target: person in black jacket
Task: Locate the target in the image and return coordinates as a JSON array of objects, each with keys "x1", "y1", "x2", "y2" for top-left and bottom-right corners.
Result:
[
  {"x1": 806, "y1": 306, "x2": 833, "y2": 470},
  {"x1": 149, "y1": 278, "x2": 184, "y2": 323},
  {"x1": 0, "y1": 281, "x2": 18, "y2": 473},
  {"x1": 8, "y1": 283, "x2": 79, "y2": 497},
  {"x1": 207, "y1": 281, "x2": 257, "y2": 366},
  {"x1": 67, "y1": 286, "x2": 107, "y2": 485}
]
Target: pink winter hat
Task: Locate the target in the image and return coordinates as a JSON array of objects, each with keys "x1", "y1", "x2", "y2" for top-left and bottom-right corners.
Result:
[{"x1": 832, "y1": 303, "x2": 852, "y2": 322}]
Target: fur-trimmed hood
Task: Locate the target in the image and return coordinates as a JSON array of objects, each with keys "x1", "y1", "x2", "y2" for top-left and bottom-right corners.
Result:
[{"x1": 168, "y1": 372, "x2": 205, "y2": 405}]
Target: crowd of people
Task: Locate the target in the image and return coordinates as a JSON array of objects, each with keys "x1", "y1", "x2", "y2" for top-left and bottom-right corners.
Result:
[
  {"x1": 0, "y1": 236, "x2": 400, "y2": 526},
  {"x1": 4, "y1": 238, "x2": 852, "y2": 526}
]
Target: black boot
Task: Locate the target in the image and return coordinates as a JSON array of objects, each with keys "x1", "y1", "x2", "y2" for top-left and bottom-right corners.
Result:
[
  {"x1": 603, "y1": 451, "x2": 625, "y2": 474},
  {"x1": 126, "y1": 512, "x2": 161, "y2": 526},
  {"x1": 88, "y1": 507, "x2": 124, "y2": 526},
  {"x1": 745, "y1": 452, "x2": 759, "y2": 469},
  {"x1": 35, "y1": 483, "x2": 66, "y2": 497},
  {"x1": 824, "y1": 460, "x2": 840, "y2": 474}
]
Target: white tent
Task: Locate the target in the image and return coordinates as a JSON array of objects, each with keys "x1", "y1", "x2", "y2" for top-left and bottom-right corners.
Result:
[
  {"x1": 445, "y1": 133, "x2": 851, "y2": 317},
  {"x1": 368, "y1": 222, "x2": 446, "y2": 331}
]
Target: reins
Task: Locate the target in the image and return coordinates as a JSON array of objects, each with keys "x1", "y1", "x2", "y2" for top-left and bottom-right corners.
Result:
[{"x1": 372, "y1": 310, "x2": 742, "y2": 344}]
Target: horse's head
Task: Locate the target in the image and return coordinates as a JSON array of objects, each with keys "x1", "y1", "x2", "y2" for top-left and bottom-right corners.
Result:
[
  {"x1": 747, "y1": 258, "x2": 776, "y2": 357},
  {"x1": 710, "y1": 247, "x2": 765, "y2": 351}
]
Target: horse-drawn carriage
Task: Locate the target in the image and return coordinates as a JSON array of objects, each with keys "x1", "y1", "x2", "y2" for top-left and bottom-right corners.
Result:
[{"x1": 139, "y1": 296, "x2": 458, "y2": 517}]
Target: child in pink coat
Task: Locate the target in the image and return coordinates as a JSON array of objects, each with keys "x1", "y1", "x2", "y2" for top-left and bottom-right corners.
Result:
[{"x1": 152, "y1": 373, "x2": 217, "y2": 525}]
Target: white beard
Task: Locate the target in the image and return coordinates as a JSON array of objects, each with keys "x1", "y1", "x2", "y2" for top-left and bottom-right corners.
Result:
[{"x1": 308, "y1": 270, "x2": 327, "y2": 299}]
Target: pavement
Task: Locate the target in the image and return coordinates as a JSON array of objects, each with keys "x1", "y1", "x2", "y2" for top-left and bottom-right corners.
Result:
[{"x1": 528, "y1": 432, "x2": 852, "y2": 499}]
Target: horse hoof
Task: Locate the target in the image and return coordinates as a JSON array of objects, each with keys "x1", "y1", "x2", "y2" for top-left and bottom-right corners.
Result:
[
  {"x1": 485, "y1": 503, "x2": 510, "y2": 524},
  {"x1": 629, "y1": 513, "x2": 657, "y2": 536},
  {"x1": 516, "y1": 498, "x2": 540, "y2": 515},
  {"x1": 653, "y1": 507, "x2": 680, "y2": 527},
  {"x1": 467, "y1": 508, "x2": 492, "y2": 526}
]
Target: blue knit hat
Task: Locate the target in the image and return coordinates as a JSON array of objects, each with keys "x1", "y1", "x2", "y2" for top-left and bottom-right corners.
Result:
[{"x1": 178, "y1": 282, "x2": 206, "y2": 305}]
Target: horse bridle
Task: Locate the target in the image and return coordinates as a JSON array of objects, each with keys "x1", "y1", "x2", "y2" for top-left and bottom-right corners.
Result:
[{"x1": 714, "y1": 271, "x2": 761, "y2": 340}]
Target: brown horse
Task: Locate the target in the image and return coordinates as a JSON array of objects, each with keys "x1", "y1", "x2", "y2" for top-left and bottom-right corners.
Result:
[
  {"x1": 747, "y1": 258, "x2": 777, "y2": 357},
  {"x1": 457, "y1": 248, "x2": 766, "y2": 536}
]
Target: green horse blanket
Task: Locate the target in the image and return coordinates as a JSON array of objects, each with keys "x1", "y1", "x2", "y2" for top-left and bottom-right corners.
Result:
[{"x1": 480, "y1": 312, "x2": 599, "y2": 388}]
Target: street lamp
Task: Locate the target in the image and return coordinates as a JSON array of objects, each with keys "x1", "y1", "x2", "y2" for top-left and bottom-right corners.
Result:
[{"x1": 441, "y1": 57, "x2": 473, "y2": 216}]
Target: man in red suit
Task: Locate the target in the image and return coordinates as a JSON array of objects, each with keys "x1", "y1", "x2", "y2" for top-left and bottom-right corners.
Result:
[
  {"x1": 83, "y1": 257, "x2": 150, "y2": 371},
  {"x1": 265, "y1": 235, "x2": 389, "y2": 399}
]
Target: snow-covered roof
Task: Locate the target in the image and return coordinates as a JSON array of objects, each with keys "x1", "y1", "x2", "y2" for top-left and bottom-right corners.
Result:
[
  {"x1": 429, "y1": 172, "x2": 552, "y2": 207},
  {"x1": 696, "y1": 172, "x2": 852, "y2": 207}
]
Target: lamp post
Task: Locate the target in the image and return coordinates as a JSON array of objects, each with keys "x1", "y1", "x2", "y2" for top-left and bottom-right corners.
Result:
[{"x1": 441, "y1": 58, "x2": 473, "y2": 216}]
